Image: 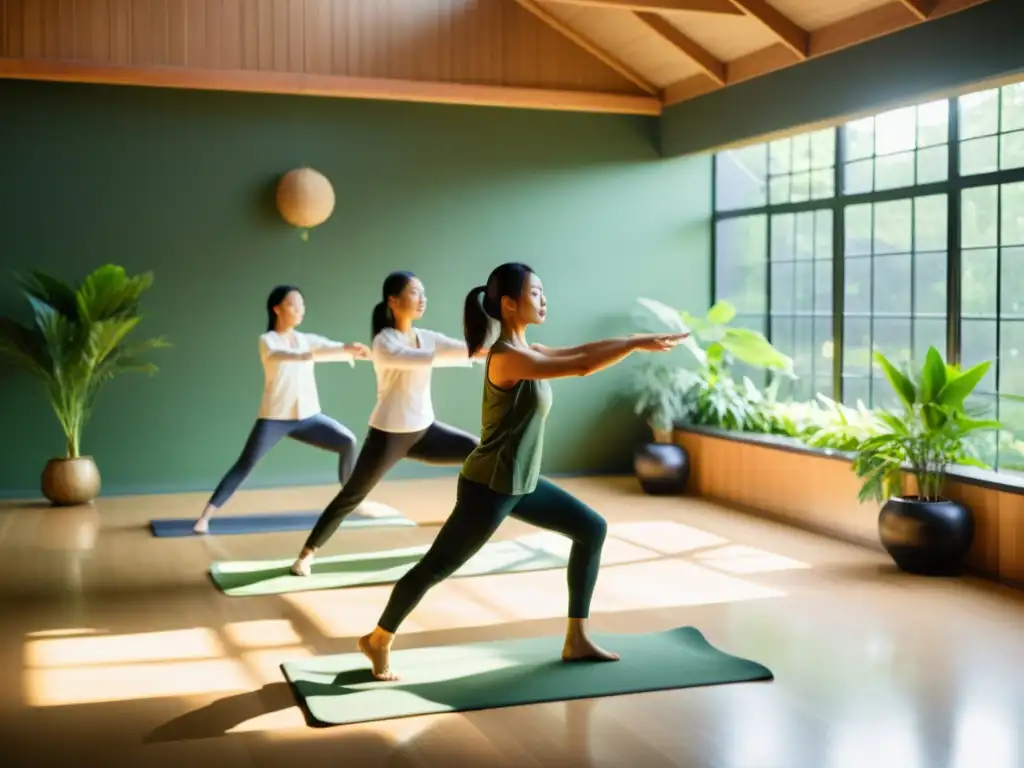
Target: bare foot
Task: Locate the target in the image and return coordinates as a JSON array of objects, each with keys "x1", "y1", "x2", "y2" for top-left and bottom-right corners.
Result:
[
  {"x1": 358, "y1": 632, "x2": 399, "y2": 681},
  {"x1": 290, "y1": 558, "x2": 311, "y2": 577},
  {"x1": 562, "y1": 634, "x2": 620, "y2": 663},
  {"x1": 192, "y1": 518, "x2": 209, "y2": 535}
]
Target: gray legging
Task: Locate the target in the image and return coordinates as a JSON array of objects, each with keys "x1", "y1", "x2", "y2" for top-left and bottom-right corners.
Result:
[
  {"x1": 303, "y1": 421, "x2": 479, "y2": 550},
  {"x1": 208, "y1": 413, "x2": 357, "y2": 508}
]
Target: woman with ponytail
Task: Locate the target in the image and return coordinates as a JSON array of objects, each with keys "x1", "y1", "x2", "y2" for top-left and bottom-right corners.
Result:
[
  {"x1": 356, "y1": 262, "x2": 690, "y2": 680},
  {"x1": 291, "y1": 271, "x2": 485, "y2": 575},
  {"x1": 192, "y1": 285, "x2": 371, "y2": 534}
]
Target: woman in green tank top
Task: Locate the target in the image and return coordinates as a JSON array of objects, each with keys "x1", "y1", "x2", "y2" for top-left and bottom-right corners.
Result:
[{"x1": 358, "y1": 262, "x2": 689, "y2": 680}]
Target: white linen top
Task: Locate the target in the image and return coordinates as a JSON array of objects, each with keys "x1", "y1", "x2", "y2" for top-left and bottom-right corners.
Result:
[
  {"x1": 258, "y1": 331, "x2": 354, "y2": 420},
  {"x1": 368, "y1": 327, "x2": 475, "y2": 433}
]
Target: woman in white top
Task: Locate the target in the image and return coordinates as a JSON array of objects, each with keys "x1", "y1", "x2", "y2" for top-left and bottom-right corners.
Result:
[
  {"x1": 291, "y1": 271, "x2": 485, "y2": 575},
  {"x1": 193, "y1": 285, "x2": 371, "y2": 534}
]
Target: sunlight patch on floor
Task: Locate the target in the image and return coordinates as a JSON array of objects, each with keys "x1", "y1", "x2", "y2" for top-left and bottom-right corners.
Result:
[
  {"x1": 24, "y1": 628, "x2": 225, "y2": 668},
  {"x1": 24, "y1": 658, "x2": 256, "y2": 706},
  {"x1": 693, "y1": 544, "x2": 811, "y2": 574},
  {"x1": 223, "y1": 620, "x2": 302, "y2": 649}
]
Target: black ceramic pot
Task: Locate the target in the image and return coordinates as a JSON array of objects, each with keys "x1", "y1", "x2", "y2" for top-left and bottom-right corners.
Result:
[
  {"x1": 634, "y1": 442, "x2": 690, "y2": 495},
  {"x1": 877, "y1": 496, "x2": 974, "y2": 575}
]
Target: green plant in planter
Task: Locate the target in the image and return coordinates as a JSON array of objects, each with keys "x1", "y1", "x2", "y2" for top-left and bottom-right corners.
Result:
[
  {"x1": 631, "y1": 297, "x2": 794, "y2": 433},
  {"x1": 0, "y1": 265, "x2": 170, "y2": 505},
  {"x1": 852, "y1": 346, "x2": 999, "y2": 575}
]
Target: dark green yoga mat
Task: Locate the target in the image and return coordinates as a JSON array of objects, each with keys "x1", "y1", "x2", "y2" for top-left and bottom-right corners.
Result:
[
  {"x1": 209, "y1": 535, "x2": 571, "y2": 597},
  {"x1": 281, "y1": 626, "x2": 773, "y2": 726}
]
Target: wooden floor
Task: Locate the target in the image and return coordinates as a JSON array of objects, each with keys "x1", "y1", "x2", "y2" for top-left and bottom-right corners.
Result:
[{"x1": 1, "y1": 475, "x2": 1023, "y2": 767}]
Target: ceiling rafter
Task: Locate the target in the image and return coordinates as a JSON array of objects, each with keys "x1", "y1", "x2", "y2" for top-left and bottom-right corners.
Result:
[
  {"x1": 895, "y1": 0, "x2": 937, "y2": 20},
  {"x1": 662, "y1": 0, "x2": 963, "y2": 106},
  {"x1": 635, "y1": 12, "x2": 725, "y2": 85},
  {"x1": 540, "y1": 0, "x2": 743, "y2": 13},
  {"x1": 725, "y1": 0, "x2": 809, "y2": 59},
  {"x1": 512, "y1": 0, "x2": 660, "y2": 95}
]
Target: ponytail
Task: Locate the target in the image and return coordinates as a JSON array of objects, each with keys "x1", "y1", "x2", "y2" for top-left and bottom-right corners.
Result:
[
  {"x1": 371, "y1": 301, "x2": 394, "y2": 339},
  {"x1": 371, "y1": 270, "x2": 416, "y2": 340},
  {"x1": 463, "y1": 285, "x2": 492, "y2": 357}
]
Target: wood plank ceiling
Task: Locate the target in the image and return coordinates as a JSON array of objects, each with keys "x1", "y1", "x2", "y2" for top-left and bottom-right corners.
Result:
[{"x1": 0, "y1": 0, "x2": 995, "y2": 116}]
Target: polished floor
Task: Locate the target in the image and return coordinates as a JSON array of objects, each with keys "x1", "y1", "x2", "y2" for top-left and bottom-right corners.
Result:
[{"x1": 1, "y1": 475, "x2": 1022, "y2": 767}]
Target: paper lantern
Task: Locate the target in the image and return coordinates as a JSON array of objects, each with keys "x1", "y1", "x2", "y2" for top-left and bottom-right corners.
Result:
[{"x1": 276, "y1": 167, "x2": 335, "y2": 241}]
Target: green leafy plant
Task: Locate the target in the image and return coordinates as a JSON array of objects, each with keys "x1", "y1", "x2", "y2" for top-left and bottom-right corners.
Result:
[
  {"x1": 0, "y1": 265, "x2": 170, "y2": 459},
  {"x1": 631, "y1": 297, "x2": 794, "y2": 432},
  {"x1": 851, "y1": 346, "x2": 999, "y2": 503}
]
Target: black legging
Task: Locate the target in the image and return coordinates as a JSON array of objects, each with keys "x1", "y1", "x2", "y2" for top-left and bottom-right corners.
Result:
[
  {"x1": 377, "y1": 475, "x2": 608, "y2": 632},
  {"x1": 303, "y1": 421, "x2": 478, "y2": 550}
]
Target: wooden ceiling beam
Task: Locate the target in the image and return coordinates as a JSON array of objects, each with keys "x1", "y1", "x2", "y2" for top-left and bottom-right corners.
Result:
[
  {"x1": 664, "y1": 0, "x2": 992, "y2": 107},
  {"x1": 725, "y1": 0, "x2": 809, "y2": 59},
  {"x1": 635, "y1": 13, "x2": 725, "y2": 85},
  {"x1": 540, "y1": 0, "x2": 743, "y2": 14},
  {"x1": 895, "y1": 0, "x2": 937, "y2": 20},
  {"x1": 0, "y1": 58, "x2": 662, "y2": 116},
  {"x1": 512, "y1": 0, "x2": 660, "y2": 95}
]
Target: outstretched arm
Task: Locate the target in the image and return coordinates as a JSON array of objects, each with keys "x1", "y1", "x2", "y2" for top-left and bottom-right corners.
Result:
[
  {"x1": 307, "y1": 334, "x2": 371, "y2": 364},
  {"x1": 492, "y1": 333, "x2": 688, "y2": 385},
  {"x1": 423, "y1": 330, "x2": 484, "y2": 368}
]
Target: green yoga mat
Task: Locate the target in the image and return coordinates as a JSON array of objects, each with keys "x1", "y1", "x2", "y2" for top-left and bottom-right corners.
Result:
[
  {"x1": 209, "y1": 535, "x2": 572, "y2": 597},
  {"x1": 281, "y1": 626, "x2": 774, "y2": 726}
]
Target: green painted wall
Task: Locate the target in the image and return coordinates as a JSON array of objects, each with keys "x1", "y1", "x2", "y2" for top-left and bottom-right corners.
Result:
[
  {"x1": 0, "y1": 79, "x2": 711, "y2": 498},
  {"x1": 661, "y1": 0, "x2": 1024, "y2": 157}
]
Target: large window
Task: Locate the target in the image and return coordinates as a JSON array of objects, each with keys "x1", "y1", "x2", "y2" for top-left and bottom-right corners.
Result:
[{"x1": 713, "y1": 78, "x2": 1024, "y2": 472}]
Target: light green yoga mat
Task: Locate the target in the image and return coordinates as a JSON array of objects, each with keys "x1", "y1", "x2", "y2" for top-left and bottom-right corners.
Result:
[
  {"x1": 209, "y1": 535, "x2": 572, "y2": 597},
  {"x1": 281, "y1": 626, "x2": 774, "y2": 726}
]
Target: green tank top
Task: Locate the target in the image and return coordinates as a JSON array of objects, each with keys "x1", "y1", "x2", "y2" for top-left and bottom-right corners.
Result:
[{"x1": 460, "y1": 340, "x2": 554, "y2": 495}]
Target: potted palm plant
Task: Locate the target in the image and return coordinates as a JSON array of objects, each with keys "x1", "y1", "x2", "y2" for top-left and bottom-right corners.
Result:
[
  {"x1": 852, "y1": 346, "x2": 1000, "y2": 575},
  {"x1": 629, "y1": 297, "x2": 793, "y2": 494},
  {"x1": 0, "y1": 265, "x2": 170, "y2": 505}
]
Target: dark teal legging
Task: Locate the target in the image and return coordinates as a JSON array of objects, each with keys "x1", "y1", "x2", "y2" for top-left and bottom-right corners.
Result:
[{"x1": 377, "y1": 475, "x2": 608, "y2": 632}]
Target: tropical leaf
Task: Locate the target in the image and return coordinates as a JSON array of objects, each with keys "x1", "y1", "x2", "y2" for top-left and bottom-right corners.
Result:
[
  {"x1": 919, "y1": 346, "x2": 947, "y2": 403},
  {"x1": 705, "y1": 299, "x2": 736, "y2": 326},
  {"x1": 873, "y1": 351, "x2": 916, "y2": 408},
  {"x1": 935, "y1": 360, "x2": 990, "y2": 409},
  {"x1": 719, "y1": 328, "x2": 793, "y2": 370}
]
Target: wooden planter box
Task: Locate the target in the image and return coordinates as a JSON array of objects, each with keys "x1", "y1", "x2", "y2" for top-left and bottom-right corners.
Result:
[{"x1": 674, "y1": 426, "x2": 1024, "y2": 586}]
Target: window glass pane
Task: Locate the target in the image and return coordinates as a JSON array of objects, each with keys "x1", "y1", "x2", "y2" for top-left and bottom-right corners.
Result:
[
  {"x1": 792, "y1": 134, "x2": 811, "y2": 173},
  {"x1": 815, "y1": 259, "x2": 833, "y2": 313},
  {"x1": 914, "y1": 251, "x2": 948, "y2": 316},
  {"x1": 795, "y1": 212, "x2": 815, "y2": 261},
  {"x1": 715, "y1": 144, "x2": 767, "y2": 211},
  {"x1": 916, "y1": 145, "x2": 948, "y2": 184},
  {"x1": 915, "y1": 194, "x2": 948, "y2": 252},
  {"x1": 769, "y1": 139, "x2": 791, "y2": 175},
  {"x1": 771, "y1": 262, "x2": 794, "y2": 313},
  {"x1": 873, "y1": 254, "x2": 912, "y2": 315},
  {"x1": 844, "y1": 117, "x2": 874, "y2": 161},
  {"x1": 913, "y1": 318, "x2": 947, "y2": 364},
  {"x1": 1001, "y1": 82, "x2": 1024, "y2": 133},
  {"x1": 771, "y1": 213, "x2": 795, "y2": 260},
  {"x1": 874, "y1": 199, "x2": 913, "y2": 255},
  {"x1": 810, "y1": 168, "x2": 834, "y2": 199},
  {"x1": 917, "y1": 99, "x2": 949, "y2": 147},
  {"x1": 844, "y1": 258, "x2": 871, "y2": 315},
  {"x1": 961, "y1": 136, "x2": 999, "y2": 175},
  {"x1": 875, "y1": 151, "x2": 915, "y2": 191},
  {"x1": 999, "y1": 131, "x2": 1024, "y2": 171},
  {"x1": 843, "y1": 376, "x2": 871, "y2": 408},
  {"x1": 961, "y1": 248, "x2": 998, "y2": 318},
  {"x1": 815, "y1": 210, "x2": 833, "y2": 259},
  {"x1": 1001, "y1": 181, "x2": 1024, "y2": 246},
  {"x1": 875, "y1": 106, "x2": 917, "y2": 154},
  {"x1": 844, "y1": 159, "x2": 873, "y2": 195},
  {"x1": 770, "y1": 174, "x2": 791, "y2": 204},
  {"x1": 961, "y1": 319, "x2": 998, "y2": 392},
  {"x1": 843, "y1": 317, "x2": 872, "y2": 377},
  {"x1": 845, "y1": 204, "x2": 872, "y2": 257},
  {"x1": 1001, "y1": 247, "x2": 1024, "y2": 319},
  {"x1": 962, "y1": 186, "x2": 999, "y2": 249},
  {"x1": 810, "y1": 129, "x2": 835, "y2": 169},
  {"x1": 959, "y1": 88, "x2": 999, "y2": 140},
  {"x1": 790, "y1": 171, "x2": 810, "y2": 202},
  {"x1": 716, "y1": 215, "x2": 767, "y2": 315}
]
